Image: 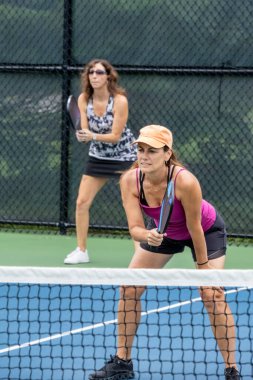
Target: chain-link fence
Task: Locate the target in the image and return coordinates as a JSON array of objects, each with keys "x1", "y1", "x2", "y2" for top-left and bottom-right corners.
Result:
[{"x1": 0, "y1": 1, "x2": 252, "y2": 243}]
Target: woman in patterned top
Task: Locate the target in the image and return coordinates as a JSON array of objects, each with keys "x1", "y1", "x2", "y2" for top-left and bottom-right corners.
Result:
[{"x1": 64, "y1": 59, "x2": 137, "y2": 264}]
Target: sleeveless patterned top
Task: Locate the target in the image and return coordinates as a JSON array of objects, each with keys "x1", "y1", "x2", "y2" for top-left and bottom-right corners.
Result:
[{"x1": 87, "y1": 96, "x2": 137, "y2": 161}]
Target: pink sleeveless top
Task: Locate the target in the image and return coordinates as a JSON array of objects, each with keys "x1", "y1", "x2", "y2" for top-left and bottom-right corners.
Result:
[{"x1": 136, "y1": 168, "x2": 216, "y2": 240}]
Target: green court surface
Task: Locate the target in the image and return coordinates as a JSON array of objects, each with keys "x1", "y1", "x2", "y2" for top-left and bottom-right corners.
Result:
[{"x1": 0, "y1": 232, "x2": 251, "y2": 269}]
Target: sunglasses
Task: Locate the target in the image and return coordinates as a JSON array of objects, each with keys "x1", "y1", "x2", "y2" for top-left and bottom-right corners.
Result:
[{"x1": 88, "y1": 69, "x2": 107, "y2": 75}]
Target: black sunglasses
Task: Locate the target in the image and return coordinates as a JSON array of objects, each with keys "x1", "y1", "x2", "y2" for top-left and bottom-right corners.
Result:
[{"x1": 88, "y1": 69, "x2": 107, "y2": 75}]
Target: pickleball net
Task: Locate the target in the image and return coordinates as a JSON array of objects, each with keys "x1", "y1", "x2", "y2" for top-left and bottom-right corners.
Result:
[{"x1": 0, "y1": 267, "x2": 252, "y2": 380}]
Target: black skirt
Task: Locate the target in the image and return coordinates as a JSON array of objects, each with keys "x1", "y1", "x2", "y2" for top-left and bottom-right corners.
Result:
[{"x1": 84, "y1": 156, "x2": 135, "y2": 178}]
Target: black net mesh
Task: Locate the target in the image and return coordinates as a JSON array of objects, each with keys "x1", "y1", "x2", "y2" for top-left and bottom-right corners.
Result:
[{"x1": 0, "y1": 267, "x2": 252, "y2": 380}]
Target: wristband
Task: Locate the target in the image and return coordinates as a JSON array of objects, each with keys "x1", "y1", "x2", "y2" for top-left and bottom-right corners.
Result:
[
  {"x1": 197, "y1": 260, "x2": 208, "y2": 266},
  {"x1": 92, "y1": 133, "x2": 97, "y2": 141}
]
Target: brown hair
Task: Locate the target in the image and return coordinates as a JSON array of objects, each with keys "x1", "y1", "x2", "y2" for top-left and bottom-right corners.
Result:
[
  {"x1": 81, "y1": 59, "x2": 127, "y2": 101},
  {"x1": 164, "y1": 146, "x2": 184, "y2": 168}
]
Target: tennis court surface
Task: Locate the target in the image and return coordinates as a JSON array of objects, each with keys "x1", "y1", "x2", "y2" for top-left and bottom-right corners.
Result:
[{"x1": 0, "y1": 233, "x2": 252, "y2": 379}]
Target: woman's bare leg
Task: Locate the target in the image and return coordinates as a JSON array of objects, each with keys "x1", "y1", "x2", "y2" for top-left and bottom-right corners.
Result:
[
  {"x1": 199, "y1": 256, "x2": 237, "y2": 368},
  {"x1": 76, "y1": 175, "x2": 108, "y2": 251},
  {"x1": 117, "y1": 247, "x2": 173, "y2": 360}
]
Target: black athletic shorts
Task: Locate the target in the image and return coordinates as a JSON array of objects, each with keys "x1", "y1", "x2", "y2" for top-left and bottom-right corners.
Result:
[
  {"x1": 140, "y1": 212, "x2": 227, "y2": 262},
  {"x1": 84, "y1": 156, "x2": 135, "y2": 178}
]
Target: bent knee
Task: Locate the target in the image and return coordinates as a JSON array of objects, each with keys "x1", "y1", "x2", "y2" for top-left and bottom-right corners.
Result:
[
  {"x1": 120, "y1": 285, "x2": 146, "y2": 300},
  {"x1": 199, "y1": 286, "x2": 225, "y2": 304},
  {"x1": 76, "y1": 196, "x2": 92, "y2": 210}
]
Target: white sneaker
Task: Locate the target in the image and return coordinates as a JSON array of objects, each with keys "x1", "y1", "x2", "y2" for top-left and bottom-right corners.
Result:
[{"x1": 64, "y1": 247, "x2": 90, "y2": 264}]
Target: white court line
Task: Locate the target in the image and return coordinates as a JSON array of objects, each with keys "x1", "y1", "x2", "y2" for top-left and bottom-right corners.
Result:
[{"x1": 0, "y1": 287, "x2": 248, "y2": 354}]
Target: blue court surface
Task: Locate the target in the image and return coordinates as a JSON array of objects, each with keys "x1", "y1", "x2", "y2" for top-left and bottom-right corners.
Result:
[{"x1": 0, "y1": 284, "x2": 252, "y2": 380}]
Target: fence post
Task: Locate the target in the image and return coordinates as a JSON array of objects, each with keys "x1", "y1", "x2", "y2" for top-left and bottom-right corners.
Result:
[{"x1": 59, "y1": 0, "x2": 73, "y2": 235}]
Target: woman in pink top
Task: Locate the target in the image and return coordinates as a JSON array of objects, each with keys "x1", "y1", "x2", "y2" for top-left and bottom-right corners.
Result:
[{"x1": 89, "y1": 125, "x2": 240, "y2": 380}]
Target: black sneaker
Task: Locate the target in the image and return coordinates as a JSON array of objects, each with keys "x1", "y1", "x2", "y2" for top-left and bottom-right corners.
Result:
[
  {"x1": 224, "y1": 367, "x2": 241, "y2": 380},
  {"x1": 88, "y1": 355, "x2": 135, "y2": 379}
]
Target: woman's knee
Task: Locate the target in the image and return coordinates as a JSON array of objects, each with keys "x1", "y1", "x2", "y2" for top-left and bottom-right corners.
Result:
[
  {"x1": 120, "y1": 286, "x2": 146, "y2": 301},
  {"x1": 76, "y1": 195, "x2": 92, "y2": 211},
  {"x1": 199, "y1": 286, "x2": 225, "y2": 310}
]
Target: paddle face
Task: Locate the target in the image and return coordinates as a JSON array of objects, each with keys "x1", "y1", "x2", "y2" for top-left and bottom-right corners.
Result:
[
  {"x1": 157, "y1": 180, "x2": 174, "y2": 234},
  {"x1": 66, "y1": 95, "x2": 81, "y2": 131}
]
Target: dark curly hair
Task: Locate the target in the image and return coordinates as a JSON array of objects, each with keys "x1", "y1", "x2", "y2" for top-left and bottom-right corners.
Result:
[{"x1": 81, "y1": 59, "x2": 127, "y2": 101}]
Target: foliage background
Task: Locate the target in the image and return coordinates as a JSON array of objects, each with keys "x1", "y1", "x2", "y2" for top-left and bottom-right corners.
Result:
[{"x1": 0, "y1": 1, "x2": 252, "y2": 238}]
